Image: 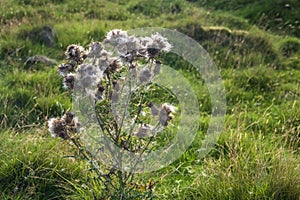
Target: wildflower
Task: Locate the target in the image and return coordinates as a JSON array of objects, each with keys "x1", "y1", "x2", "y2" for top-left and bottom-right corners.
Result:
[
  {"x1": 48, "y1": 111, "x2": 81, "y2": 140},
  {"x1": 120, "y1": 52, "x2": 135, "y2": 63},
  {"x1": 142, "y1": 33, "x2": 172, "y2": 58},
  {"x1": 105, "y1": 29, "x2": 144, "y2": 61},
  {"x1": 104, "y1": 29, "x2": 128, "y2": 46},
  {"x1": 118, "y1": 35, "x2": 141, "y2": 56},
  {"x1": 63, "y1": 73, "x2": 76, "y2": 90},
  {"x1": 104, "y1": 59, "x2": 122, "y2": 74},
  {"x1": 139, "y1": 67, "x2": 152, "y2": 83},
  {"x1": 48, "y1": 117, "x2": 69, "y2": 139},
  {"x1": 148, "y1": 102, "x2": 159, "y2": 116},
  {"x1": 62, "y1": 111, "x2": 81, "y2": 132},
  {"x1": 88, "y1": 42, "x2": 104, "y2": 58},
  {"x1": 159, "y1": 103, "x2": 176, "y2": 126},
  {"x1": 97, "y1": 50, "x2": 121, "y2": 72},
  {"x1": 62, "y1": 111, "x2": 75, "y2": 124},
  {"x1": 58, "y1": 63, "x2": 75, "y2": 76},
  {"x1": 133, "y1": 124, "x2": 154, "y2": 138},
  {"x1": 65, "y1": 44, "x2": 86, "y2": 63},
  {"x1": 150, "y1": 33, "x2": 172, "y2": 52},
  {"x1": 126, "y1": 36, "x2": 141, "y2": 51},
  {"x1": 76, "y1": 63, "x2": 102, "y2": 89}
]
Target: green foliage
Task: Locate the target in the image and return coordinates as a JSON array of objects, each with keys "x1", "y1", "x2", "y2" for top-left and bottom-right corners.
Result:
[
  {"x1": 0, "y1": 0, "x2": 299, "y2": 199},
  {"x1": 0, "y1": 68, "x2": 70, "y2": 129},
  {"x1": 279, "y1": 38, "x2": 300, "y2": 58},
  {"x1": 153, "y1": 135, "x2": 300, "y2": 200},
  {"x1": 0, "y1": 130, "x2": 90, "y2": 199},
  {"x1": 194, "y1": 0, "x2": 300, "y2": 37},
  {"x1": 128, "y1": 0, "x2": 184, "y2": 17}
]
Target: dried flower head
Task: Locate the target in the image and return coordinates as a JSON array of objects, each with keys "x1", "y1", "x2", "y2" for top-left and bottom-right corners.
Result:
[
  {"x1": 65, "y1": 44, "x2": 86, "y2": 63},
  {"x1": 142, "y1": 33, "x2": 172, "y2": 58},
  {"x1": 48, "y1": 118, "x2": 69, "y2": 139},
  {"x1": 58, "y1": 63, "x2": 75, "y2": 76},
  {"x1": 148, "y1": 102, "x2": 159, "y2": 116},
  {"x1": 105, "y1": 59, "x2": 122, "y2": 74},
  {"x1": 119, "y1": 36, "x2": 141, "y2": 55},
  {"x1": 133, "y1": 124, "x2": 154, "y2": 138},
  {"x1": 161, "y1": 103, "x2": 176, "y2": 113},
  {"x1": 88, "y1": 42, "x2": 104, "y2": 58},
  {"x1": 159, "y1": 103, "x2": 176, "y2": 126},
  {"x1": 48, "y1": 111, "x2": 81, "y2": 140},
  {"x1": 63, "y1": 111, "x2": 81, "y2": 132},
  {"x1": 105, "y1": 29, "x2": 144, "y2": 61},
  {"x1": 104, "y1": 29, "x2": 128, "y2": 46},
  {"x1": 62, "y1": 111, "x2": 75, "y2": 124},
  {"x1": 150, "y1": 33, "x2": 172, "y2": 52},
  {"x1": 93, "y1": 50, "x2": 119, "y2": 74},
  {"x1": 63, "y1": 73, "x2": 76, "y2": 90},
  {"x1": 76, "y1": 63, "x2": 103, "y2": 90}
]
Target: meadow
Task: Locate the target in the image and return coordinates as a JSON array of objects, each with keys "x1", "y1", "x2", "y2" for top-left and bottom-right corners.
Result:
[{"x1": 0, "y1": 0, "x2": 299, "y2": 199}]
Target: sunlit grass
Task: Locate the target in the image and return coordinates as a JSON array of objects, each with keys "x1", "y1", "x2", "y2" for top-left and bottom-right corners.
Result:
[{"x1": 0, "y1": 0, "x2": 299, "y2": 199}]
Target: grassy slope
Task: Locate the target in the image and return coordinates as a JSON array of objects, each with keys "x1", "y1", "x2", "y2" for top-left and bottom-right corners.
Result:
[
  {"x1": 193, "y1": 0, "x2": 300, "y2": 37},
  {"x1": 0, "y1": 0, "x2": 299, "y2": 199}
]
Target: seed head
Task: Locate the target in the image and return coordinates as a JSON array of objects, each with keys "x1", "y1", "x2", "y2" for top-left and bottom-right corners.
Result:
[
  {"x1": 63, "y1": 73, "x2": 76, "y2": 90},
  {"x1": 159, "y1": 103, "x2": 176, "y2": 126}
]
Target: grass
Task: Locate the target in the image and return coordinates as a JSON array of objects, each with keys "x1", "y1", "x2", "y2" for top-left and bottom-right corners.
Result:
[
  {"x1": 0, "y1": 0, "x2": 299, "y2": 199},
  {"x1": 0, "y1": 130, "x2": 91, "y2": 199},
  {"x1": 193, "y1": 0, "x2": 300, "y2": 37}
]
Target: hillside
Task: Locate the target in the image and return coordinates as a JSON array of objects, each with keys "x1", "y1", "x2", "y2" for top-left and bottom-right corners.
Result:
[{"x1": 0, "y1": 0, "x2": 299, "y2": 199}]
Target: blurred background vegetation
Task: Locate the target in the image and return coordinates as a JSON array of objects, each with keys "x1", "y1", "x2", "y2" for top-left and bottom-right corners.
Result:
[{"x1": 0, "y1": 0, "x2": 299, "y2": 199}]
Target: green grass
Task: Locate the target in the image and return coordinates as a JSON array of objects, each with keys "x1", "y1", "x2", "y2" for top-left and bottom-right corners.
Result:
[
  {"x1": 0, "y1": 0, "x2": 299, "y2": 199},
  {"x1": 193, "y1": 0, "x2": 300, "y2": 37},
  {"x1": 0, "y1": 130, "x2": 93, "y2": 199}
]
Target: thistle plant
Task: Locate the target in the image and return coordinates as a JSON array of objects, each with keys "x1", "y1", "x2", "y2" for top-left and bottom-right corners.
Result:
[{"x1": 48, "y1": 29, "x2": 178, "y2": 199}]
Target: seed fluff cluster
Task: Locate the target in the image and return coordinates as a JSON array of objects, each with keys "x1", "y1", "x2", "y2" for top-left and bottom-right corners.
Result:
[
  {"x1": 48, "y1": 111, "x2": 81, "y2": 140},
  {"x1": 49, "y1": 29, "x2": 176, "y2": 140}
]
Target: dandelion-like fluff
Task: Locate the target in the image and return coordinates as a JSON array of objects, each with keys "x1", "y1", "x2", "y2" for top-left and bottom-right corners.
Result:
[{"x1": 49, "y1": 28, "x2": 225, "y2": 175}]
